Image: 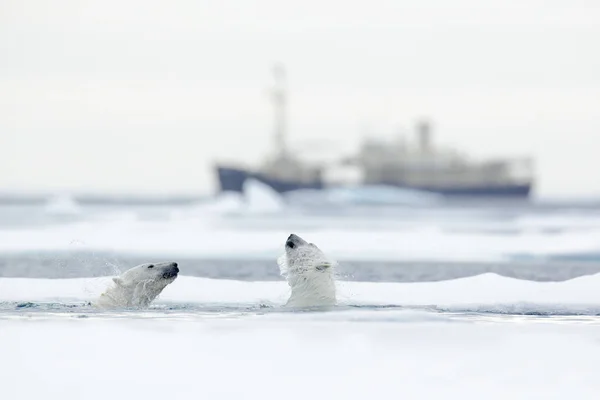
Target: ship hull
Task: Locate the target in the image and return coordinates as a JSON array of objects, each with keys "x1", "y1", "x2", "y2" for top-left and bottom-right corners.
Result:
[
  {"x1": 216, "y1": 166, "x2": 532, "y2": 198},
  {"x1": 216, "y1": 166, "x2": 324, "y2": 193}
]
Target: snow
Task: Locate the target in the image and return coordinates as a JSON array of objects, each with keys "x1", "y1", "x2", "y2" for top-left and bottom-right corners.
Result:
[
  {"x1": 2, "y1": 315, "x2": 600, "y2": 400},
  {"x1": 2, "y1": 271, "x2": 600, "y2": 313}
]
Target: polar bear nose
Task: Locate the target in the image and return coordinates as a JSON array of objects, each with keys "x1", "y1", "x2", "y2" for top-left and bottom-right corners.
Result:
[{"x1": 286, "y1": 234, "x2": 296, "y2": 248}]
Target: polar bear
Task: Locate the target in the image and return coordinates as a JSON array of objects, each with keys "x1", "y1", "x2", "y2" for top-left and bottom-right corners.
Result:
[
  {"x1": 277, "y1": 234, "x2": 337, "y2": 307},
  {"x1": 93, "y1": 262, "x2": 179, "y2": 308}
]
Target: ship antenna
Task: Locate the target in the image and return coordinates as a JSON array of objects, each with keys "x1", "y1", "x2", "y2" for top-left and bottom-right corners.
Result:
[{"x1": 271, "y1": 63, "x2": 287, "y2": 157}]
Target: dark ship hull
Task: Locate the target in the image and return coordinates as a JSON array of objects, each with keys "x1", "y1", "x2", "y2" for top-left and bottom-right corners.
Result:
[{"x1": 216, "y1": 166, "x2": 532, "y2": 198}]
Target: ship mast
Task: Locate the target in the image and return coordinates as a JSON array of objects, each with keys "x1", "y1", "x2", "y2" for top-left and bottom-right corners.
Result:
[{"x1": 271, "y1": 63, "x2": 287, "y2": 157}]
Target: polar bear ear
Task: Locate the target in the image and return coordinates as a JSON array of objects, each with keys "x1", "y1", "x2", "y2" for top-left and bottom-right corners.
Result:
[
  {"x1": 315, "y1": 262, "x2": 331, "y2": 271},
  {"x1": 112, "y1": 277, "x2": 125, "y2": 286}
]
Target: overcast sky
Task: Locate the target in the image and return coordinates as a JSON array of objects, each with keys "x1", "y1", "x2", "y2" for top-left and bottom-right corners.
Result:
[{"x1": 1, "y1": 0, "x2": 599, "y2": 197}]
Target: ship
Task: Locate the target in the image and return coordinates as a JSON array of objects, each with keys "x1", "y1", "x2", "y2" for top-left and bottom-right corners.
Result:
[{"x1": 215, "y1": 65, "x2": 534, "y2": 199}]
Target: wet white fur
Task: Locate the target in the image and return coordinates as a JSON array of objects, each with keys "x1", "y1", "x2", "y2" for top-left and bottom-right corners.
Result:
[
  {"x1": 278, "y1": 238, "x2": 337, "y2": 307},
  {"x1": 93, "y1": 262, "x2": 178, "y2": 309}
]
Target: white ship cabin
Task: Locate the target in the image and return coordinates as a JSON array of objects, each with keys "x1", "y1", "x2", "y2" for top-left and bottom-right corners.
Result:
[{"x1": 347, "y1": 121, "x2": 534, "y2": 189}]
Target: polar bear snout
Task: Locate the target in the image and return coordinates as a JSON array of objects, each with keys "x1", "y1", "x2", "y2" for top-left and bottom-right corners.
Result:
[
  {"x1": 161, "y1": 262, "x2": 179, "y2": 279},
  {"x1": 286, "y1": 233, "x2": 306, "y2": 249}
]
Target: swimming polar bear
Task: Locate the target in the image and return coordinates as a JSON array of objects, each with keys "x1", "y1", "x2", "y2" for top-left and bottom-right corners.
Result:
[
  {"x1": 277, "y1": 234, "x2": 337, "y2": 307},
  {"x1": 93, "y1": 262, "x2": 179, "y2": 308}
]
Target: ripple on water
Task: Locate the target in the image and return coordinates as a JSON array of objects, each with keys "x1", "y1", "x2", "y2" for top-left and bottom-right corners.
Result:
[{"x1": 2, "y1": 301, "x2": 600, "y2": 325}]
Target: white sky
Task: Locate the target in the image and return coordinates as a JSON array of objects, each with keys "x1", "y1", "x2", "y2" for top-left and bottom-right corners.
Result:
[{"x1": 1, "y1": 0, "x2": 599, "y2": 197}]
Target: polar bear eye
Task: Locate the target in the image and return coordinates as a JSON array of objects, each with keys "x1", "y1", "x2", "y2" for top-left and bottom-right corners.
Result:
[{"x1": 147, "y1": 264, "x2": 154, "y2": 269}]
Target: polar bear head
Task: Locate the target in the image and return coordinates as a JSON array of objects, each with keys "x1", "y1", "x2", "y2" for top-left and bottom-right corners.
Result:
[
  {"x1": 278, "y1": 234, "x2": 336, "y2": 307},
  {"x1": 95, "y1": 262, "x2": 179, "y2": 308}
]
